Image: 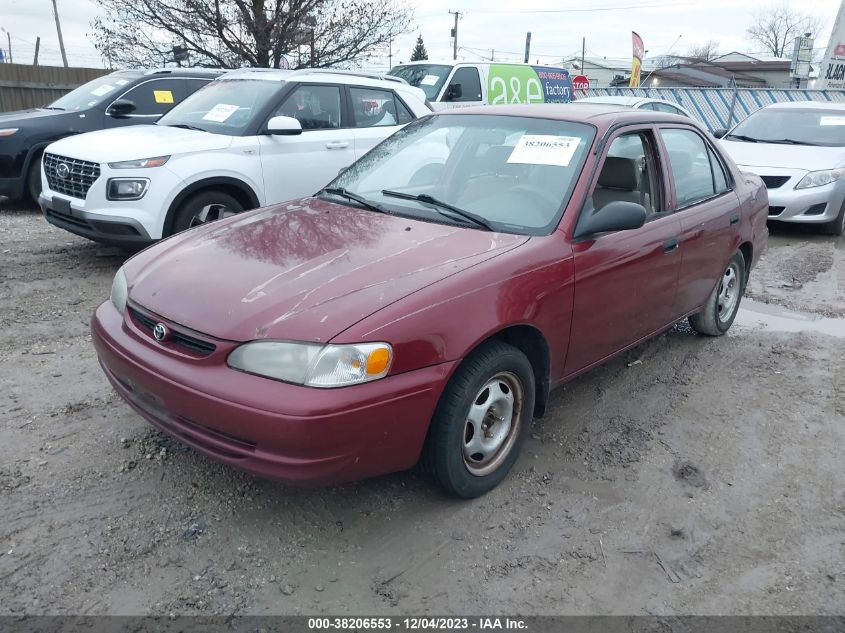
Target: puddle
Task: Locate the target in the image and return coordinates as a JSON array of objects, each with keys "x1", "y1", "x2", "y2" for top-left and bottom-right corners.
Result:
[{"x1": 734, "y1": 298, "x2": 845, "y2": 338}]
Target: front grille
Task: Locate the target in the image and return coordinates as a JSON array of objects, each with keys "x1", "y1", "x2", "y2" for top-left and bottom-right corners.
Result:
[
  {"x1": 761, "y1": 175, "x2": 790, "y2": 189},
  {"x1": 129, "y1": 307, "x2": 217, "y2": 357},
  {"x1": 43, "y1": 153, "x2": 100, "y2": 199},
  {"x1": 768, "y1": 206, "x2": 785, "y2": 216}
]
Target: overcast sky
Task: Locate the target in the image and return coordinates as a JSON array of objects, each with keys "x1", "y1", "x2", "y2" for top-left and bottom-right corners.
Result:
[{"x1": 0, "y1": 0, "x2": 841, "y2": 69}]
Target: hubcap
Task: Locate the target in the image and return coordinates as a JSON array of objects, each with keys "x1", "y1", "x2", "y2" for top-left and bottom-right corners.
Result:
[
  {"x1": 716, "y1": 262, "x2": 741, "y2": 324},
  {"x1": 189, "y1": 203, "x2": 236, "y2": 228},
  {"x1": 462, "y1": 371, "x2": 524, "y2": 477}
]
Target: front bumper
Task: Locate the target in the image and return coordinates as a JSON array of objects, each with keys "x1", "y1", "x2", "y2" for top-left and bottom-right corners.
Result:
[
  {"x1": 91, "y1": 300, "x2": 455, "y2": 485},
  {"x1": 738, "y1": 165, "x2": 845, "y2": 224},
  {"x1": 39, "y1": 193, "x2": 153, "y2": 247}
]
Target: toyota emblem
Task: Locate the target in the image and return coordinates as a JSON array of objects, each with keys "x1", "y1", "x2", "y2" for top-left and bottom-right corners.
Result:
[
  {"x1": 56, "y1": 163, "x2": 71, "y2": 179},
  {"x1": 153, "y1": 323, "x2": 169, "y2": 342}
]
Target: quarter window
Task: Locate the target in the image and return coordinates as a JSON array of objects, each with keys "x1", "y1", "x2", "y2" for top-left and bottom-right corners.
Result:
[
  {"x1": 660, "y1": 128, "x2": 725, "y2": 208},
  {"x1": 119, "y1": 79, "x2": 186, "y2": 116},
  {"x1": 276, "y1": 85, "x2": 342, "y2": 130},
  {"x1": 445, "y1": 67, "x2": 482, "y2": 102},
  {"x1": 349, "y1": 87, "x2": 408, "y2": 128}
]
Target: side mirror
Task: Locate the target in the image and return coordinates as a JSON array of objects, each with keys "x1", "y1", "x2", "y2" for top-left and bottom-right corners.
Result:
[
  {"x1": 445, "y1": 83, "x2": 463, "y2": 101},
  {"x1": 713, "y1": 128, "x2": 728, "y2": 139},
  {"x1": 107, "y1": 99, "x2": 136, "y2": 118},
  {"x1": 574, "y1": 201, "x2": 647, "y2": 239},
  {"x1": 266, "y1": 115, "x2": 303, "y2": 136}
]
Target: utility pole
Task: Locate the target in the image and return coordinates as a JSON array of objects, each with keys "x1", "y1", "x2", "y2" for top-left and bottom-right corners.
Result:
[
  {"x1": 449, "y1": 10, "x2": 461, "y2": 61},
  {"x1": 491, "y1": 49, "x2": 494, "y2": 62},
  {"x1": 33, "y1": 36, "x2": 40, "y2": 65},
  {"x1": 581, "y1": 37, "x2": 585, "y2": 73},
  {"x1": 388, "y1": 33, "x2": 393, "y2": 69},
  {"x1": 523, "y1": 32, "x2": 531, "y2": 63},
  {"x1": 50, "y1": 0, "x2": 68, "y2": 67},
  {"x1": 2, "y1": 29, "x2": 11, "y2": 63}
]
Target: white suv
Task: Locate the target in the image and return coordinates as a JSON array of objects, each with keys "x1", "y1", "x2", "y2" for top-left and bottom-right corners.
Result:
[{"x1": 38, "y1": 69, "x2": 431, "y2": 246}]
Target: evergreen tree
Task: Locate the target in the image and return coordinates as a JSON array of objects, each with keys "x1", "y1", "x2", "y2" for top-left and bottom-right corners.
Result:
[{"x1": 410, "y1": 35, "x2": 428, "y2": 61}]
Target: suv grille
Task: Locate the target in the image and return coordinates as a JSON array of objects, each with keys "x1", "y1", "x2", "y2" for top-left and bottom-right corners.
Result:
[
  {"x1": 760, "y1": 175, "x2": 790, "y2": 189},
  {"x1": 129, "y1": 307, "x2": 217, "y2": 357},
  {"x1": 44, "y1": 153, "x2": 100, "y2": 199}
]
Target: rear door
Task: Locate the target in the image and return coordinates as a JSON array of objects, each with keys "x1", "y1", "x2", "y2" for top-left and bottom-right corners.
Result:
[
  {"x1": 657, "y1": 126, "x2": 740, "y2": 316},
  {"x1": 258, "y1": 83, "x2": 355, "y2": 202},
  {"x1": 348, "y1": 86, "x2": 416, "y2": 159},
  {"x1": 565, "y1": 126, "x2": 682, "y2": 375}
]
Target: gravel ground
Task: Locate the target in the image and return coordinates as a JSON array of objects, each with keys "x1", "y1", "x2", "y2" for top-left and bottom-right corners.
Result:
[{"x1": 1, "y1": 204, "x2": 844, "y2": 616}]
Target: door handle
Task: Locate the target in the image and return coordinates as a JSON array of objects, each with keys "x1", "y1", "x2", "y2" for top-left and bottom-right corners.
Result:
[
  {"x1": 729, "y1": 212, "x2": 740, "y2": 225},
  {"x1": 325, "y1": 141, "x2": 349, "y2": 150},
  {"x1": 663, "y1": 238, "x2": 679, "y2": 254}
]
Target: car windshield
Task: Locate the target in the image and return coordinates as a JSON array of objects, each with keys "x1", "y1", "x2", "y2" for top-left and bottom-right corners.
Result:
[
  {"x1": 728, "y1": 108, "x2": 845, "y2": 146},
  {"x1": 157, "y1": 79, "x2": 281, "y2": 135},
  {"x1": 389, "y1": 64, "x2": 452, "y2": 100},
  {"x1": 322, "y1": 114, "x2": 595, "y2": 235},
  {"x1": 47, "y1": 73, "x2": 141, "y2": 111}
]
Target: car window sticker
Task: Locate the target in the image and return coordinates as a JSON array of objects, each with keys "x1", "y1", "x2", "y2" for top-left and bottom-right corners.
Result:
[
  {"x1": 154, "y1": 90, "x2": 174, "y2": 104},
  {"x1": 421, "y1": 75, "x2": 440, "y2": 86},
  {"x1": 91, "y1": 84, "x2": 115, "y2": 97},
  {"x1": 506, "y1": 134, "x2": 581, "y2": 167},
  {"x1": 202, "y1": 103, "x2": 239, "y2": 122},
  {"x1": 820, "y1": 116, "x2": 845, "y2": 126},
  {"x1": 115, "y1": 79, "x2": 130, "y2": 86}
]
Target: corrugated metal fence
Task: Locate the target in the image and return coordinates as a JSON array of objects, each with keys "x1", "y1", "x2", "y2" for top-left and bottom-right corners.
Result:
[
  {"x1": 0, "y1": 64, "x2": 109, "y2": 112},
  {"x1": 584, "y1": 87, "x2": 845, "y2": 131}
]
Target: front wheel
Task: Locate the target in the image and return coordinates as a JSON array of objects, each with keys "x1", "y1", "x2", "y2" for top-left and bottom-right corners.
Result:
[
  {"x1": 423, "y1": 341, "x2": 535, "y2": 498},
  {"x1": 689, "y1": 251, "x2": 746, "y2": 336},
  {"x1": 171, "y1": 190, "x2": 244, "y2": 236},
  {"x1": 824, "y1": 199, "x2": 845, "y2": 236}
]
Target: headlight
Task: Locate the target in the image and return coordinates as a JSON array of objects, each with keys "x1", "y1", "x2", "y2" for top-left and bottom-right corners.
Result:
[
  {"x1": 107, "y1": 178, "x2": 149, "y2": 200},
  {"x1": 227, "y1": 341, "x2": 393, "y2": 388},
  {"x1": 110, "y1": 267, "x2": 128, "y2": 314},
  {"x1": 108, "y1": 156, "x2": 170, "y2": 169},
  {"x1": 0, "y1": 128, "x2": 19, "y2": 137},
  {"x1": 795, "y1": 169, "x2": 843, "y2": 189}
]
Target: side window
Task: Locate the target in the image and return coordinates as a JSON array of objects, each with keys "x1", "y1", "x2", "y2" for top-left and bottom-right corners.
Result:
[
  {"x1": 708, "y1": 146, "x2": 730, "y2": 193},
  {"x1": 653, "y1": 102, "x2": 681, "y2": 115},
  {"x1": 660, "y1": 128, "x2": 717, "y2": 208},
  {"x1": 120, "y1": 79, "x2": 186, "y2": 116},
  {"x1": 349, "y1": 87, "x2": 402, "y2": 128},
  {"x1": 591, "y1": 131, "x2": 660, "y2": 214},
  {"x1": 395, "y1": 96, "x2": 415, "y2": 124},
  {"x1": 445, "y1": 67, "x2": 482, "y2": 102},
  {"x1": 275, "y1": 85, "x2": 342, "y2": 130}
]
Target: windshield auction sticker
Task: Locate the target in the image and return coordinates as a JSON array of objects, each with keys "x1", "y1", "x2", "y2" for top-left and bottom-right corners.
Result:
[
  {"x1": 820, "y1": 115, "x2": 845, "y2": 126},
  {"x1": 202, "y1": 103, "x2": 240, "y2": 122},
  {"x1": 421, "y1": 74, "x2": 440, "y2": 86},
  {"x1": 507, "y1": 135, "x2": 581, "y2": 167},
  {"x1": 90, "y1": 84, "x2": 115, "y2": 97}
]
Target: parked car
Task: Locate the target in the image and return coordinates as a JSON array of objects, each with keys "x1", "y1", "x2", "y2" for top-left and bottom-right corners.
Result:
[
  {"x1": 715, "y1": 101, "x2": 845, "y2": 236},
  {"x1": 0, "y1": 68, "x2": 223, "y2": 203},
  {"x1": 389, "y1": 61, "x2": 576, "y2": 109},
  {"x1": 575, "y1": 95, "x2": 694, "y2": 118},
  {"x1": 38, "y1": 69, "x2": 430, "y2": 247},
  {"x1": 91, "y1": 104, "x2": 768, "y2": 497}
]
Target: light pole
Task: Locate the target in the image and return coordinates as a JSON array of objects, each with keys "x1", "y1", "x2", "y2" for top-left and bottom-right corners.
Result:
[{"x1": 50, "y1": 0, "x2": 69, "y2": 67}]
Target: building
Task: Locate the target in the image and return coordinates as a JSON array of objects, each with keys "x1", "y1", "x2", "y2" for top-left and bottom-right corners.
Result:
[{"x1": 639, "y1": 52, "x2": 795, "y2": 89}]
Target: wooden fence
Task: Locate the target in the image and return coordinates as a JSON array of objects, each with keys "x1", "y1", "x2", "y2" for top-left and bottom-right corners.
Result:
[{"x1": 0, "y1": 63, "x2": 110, "y2": 112}]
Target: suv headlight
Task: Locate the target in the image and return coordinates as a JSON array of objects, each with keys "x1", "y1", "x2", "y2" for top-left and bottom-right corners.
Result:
[
  {"x1": 795, "y1": 169, "x2": 843, "y2": 189},
  {"x1": 110, "y1": 267, "x2": 128, "y2": 314},
  {"x1": 227, "y1": 341, "x2": 393, "y2": 388},
  {"x1": 108, "y1": 156, "x2": 170, "y2": 169},
  {"x1": 0, "y1": 128, "x2": 19, "y2": 137}
]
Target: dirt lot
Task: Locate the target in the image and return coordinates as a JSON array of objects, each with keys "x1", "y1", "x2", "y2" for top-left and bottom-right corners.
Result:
[{"x1": 1, "y1": 204, "x2": 844, "y2": 616}]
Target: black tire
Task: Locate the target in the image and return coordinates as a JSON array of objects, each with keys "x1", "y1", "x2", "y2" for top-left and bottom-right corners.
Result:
[
  {"x1": 824, "y1": 199, "x2": 845, "y2": 236},
  {"x1": 423, "y1": 341, "x2": 535, "y2": 498},
  {"x1": 27, "y1": 153, "x2": 43, "y2": 203},
  {"x1": 689, "y1": 251, "x2": 746, "y2": 336},
  {"x1": 170, "y1": 190, "x2": 244, "y2": 236}
]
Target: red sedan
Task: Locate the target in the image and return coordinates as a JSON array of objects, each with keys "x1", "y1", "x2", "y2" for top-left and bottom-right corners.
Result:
[{"x1": 92, "y1": 105, "x2": 768, "y2": 498}]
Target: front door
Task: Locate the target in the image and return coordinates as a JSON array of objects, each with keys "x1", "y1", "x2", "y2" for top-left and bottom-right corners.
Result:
[
  {"x1": 565, "y1": 128, "x2": 682, "y2": 376},
  {"x1": 259, "y1": 83, "x2": 355, "y2": 203}
]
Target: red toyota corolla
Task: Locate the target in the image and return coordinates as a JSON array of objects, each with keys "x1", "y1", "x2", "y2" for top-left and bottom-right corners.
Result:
[{"x1": 92, "y1": 104, "x2": 768, "y2": 498}]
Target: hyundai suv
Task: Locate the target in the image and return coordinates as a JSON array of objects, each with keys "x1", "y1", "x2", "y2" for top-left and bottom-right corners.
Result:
[{"x1": 38, "y1": 69, "x2": 430, "y2": 247}]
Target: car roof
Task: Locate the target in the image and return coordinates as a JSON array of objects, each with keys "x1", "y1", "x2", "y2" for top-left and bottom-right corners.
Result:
[
  {"x1": 763, "y1": 101, "x2": 845, "y2": 110},
  {"x1": 112, "y1": 68, "x2": 226, "y2": 78},
  {"x1": 439, "y1": 103, "x2": 692, "y2": 126}
]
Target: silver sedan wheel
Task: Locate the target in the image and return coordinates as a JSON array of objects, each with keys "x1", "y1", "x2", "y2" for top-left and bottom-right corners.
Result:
[
  {"x1": 189, "y1": 203, "x2": 237, "y2": 228},
  {"x1": 716, "y1": 261, "x2": 741, "y2": 324},
  {"x1": 462, "y1": 371, "x2": 524, "y2": 477}
]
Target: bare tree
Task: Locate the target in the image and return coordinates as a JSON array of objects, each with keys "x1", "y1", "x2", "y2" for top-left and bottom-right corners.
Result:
[
  {"x1": 746, "y1": 2, "x2": 822, "y2": 58},
  {"x1": 687, "y1": 40, "x2": 720, "y2": 61},
  {"x1": 91, "y1": 0, "x2": 412, "y2": 69}
]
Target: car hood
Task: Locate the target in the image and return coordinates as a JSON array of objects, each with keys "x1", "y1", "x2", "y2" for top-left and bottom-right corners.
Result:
[
  {"x1": 45, "y1": 125, "x2": 232, "y2": 162},
  {"x1": 720, "y1": 139, "x2": 845, "y2": 171},
  {"x1": 124, "y1": 198, "x2": 528, "y2": 343},
  {"x1": 0, "y1": 108, "x2": 66, "y2": 125}
]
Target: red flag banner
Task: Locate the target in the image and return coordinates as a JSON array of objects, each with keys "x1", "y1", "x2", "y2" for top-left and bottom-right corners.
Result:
[{"x1": 630, "y1": 31, "x2": 644, "y2": 87}]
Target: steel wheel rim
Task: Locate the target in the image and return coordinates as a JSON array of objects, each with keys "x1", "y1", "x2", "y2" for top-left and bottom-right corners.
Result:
[
  {"x1": 716, "y1": 262, "x2": 741, "y2": 324},
  {"x1": 189, "y1": 203, "x2": 236, "y2": 228},
  {"x1": 462, "y1": 371, "x2": 524, "y2": 477}
]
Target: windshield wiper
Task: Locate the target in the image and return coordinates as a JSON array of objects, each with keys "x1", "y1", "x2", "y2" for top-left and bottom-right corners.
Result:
[
  {"x1": 381, "y1": 190, "x2": 495, "y2": 231},
  {"x1": 321, "y1": 187, "x2": 392, "y2": 215},
  {"x1": 43, "y1": 106, "x2": 65, "y2": 111},
  {"x1": 165, "y1": 123, "x2": 206, "y2": 132},
  {"x1": 725, "y1": 134, "x2": 759, "y2": 143},
  {"x1": 765, "y1": 138, "x2": 817, "y2": 146}
]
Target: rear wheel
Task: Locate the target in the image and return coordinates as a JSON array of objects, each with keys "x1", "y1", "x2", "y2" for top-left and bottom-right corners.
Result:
[
  {"x1": 27, "y1": 153, "x2": 43, "y2": 203},
  {"x1": 689, "y1": 251, "x2": 746, "y2": 336},
  {"x1": 171, "y1": 190, "x2": 243, "y2": 236},
  {"x1": 423, "y1": 341, "x2": 535, "y2": 498},
  {"x1": 824, "y1": 199, "x2": 845, "y2": 236}
]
